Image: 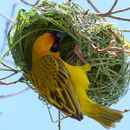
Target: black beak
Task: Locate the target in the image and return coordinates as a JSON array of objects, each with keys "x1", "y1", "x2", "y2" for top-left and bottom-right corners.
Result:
[{"x1": 50, "y1": 32, "x2": 68, "y2": 52}]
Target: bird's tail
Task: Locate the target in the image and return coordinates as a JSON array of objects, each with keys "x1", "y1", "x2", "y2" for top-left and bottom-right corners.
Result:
[
  {"x1": 90, "y1": 104, "x2": 123, "y2": 128},
  {"x1": 81, "y1": 97, "x2": 123, "y2": 128}
]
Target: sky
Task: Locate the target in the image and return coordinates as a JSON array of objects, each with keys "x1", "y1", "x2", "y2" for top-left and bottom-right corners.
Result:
[{"x1": 0, "y1": 0, "x2": 130, "y2": 130}]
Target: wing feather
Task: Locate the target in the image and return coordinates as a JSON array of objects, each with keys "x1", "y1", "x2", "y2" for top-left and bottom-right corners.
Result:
[{"x1": 29, "y1": 55, "x2": 83, "y2": 120}]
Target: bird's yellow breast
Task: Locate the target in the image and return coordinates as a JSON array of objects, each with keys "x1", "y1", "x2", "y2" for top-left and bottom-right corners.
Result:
[{"x1": 62, "y1": 61, "x2": 90, "y2": 91}]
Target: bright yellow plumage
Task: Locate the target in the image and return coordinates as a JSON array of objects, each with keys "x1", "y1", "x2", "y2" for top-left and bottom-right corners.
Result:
[{"x1": 28, "y1": 32, "x2": 123, "y2": 128}]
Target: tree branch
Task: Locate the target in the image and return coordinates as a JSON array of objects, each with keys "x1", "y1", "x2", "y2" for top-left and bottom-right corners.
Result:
[
  {"x1": 122, "y1": 109, "x2": 130, "y2": 113},
  {"x1": 20, "y1": 0, "x2": 40, "y2": 6},
  {"x1": 0, "y1": 79, "x2": 21, "y2": 85},
  {"x1": 122, "y1": 30, "x2": 130, "y2": 32},
  {"x1": 108, "y1": 0, "x2": 118, "y2": 13},
  {"x1": 0, "y1": 62, "x2": 21, "y2": 85},
  {"x1": 87, "y1": 0, "x2": 100, "y2": 13},
  {"x1": 0, "y1": 88, "x2": 29, "y2": 98},
  {"x1": 87, "y1": 0, "x2": 108, "y2": 21},
  {"x1": 0, "y1": 12, "x2": 14, "y2": 23},
  {"x1": 107, "y1": 15, "x2": 130, "y2": 22},
  {"x1": 87, "y1": 0, "x2": 130, "y2": 24},
  {"x1": 97, "y1": 7, "x2": 130, "y2": 16},
  {"x1": 108, "y1": 7, "x2": 130, "y2": 15},
  {"x1": 1, "y1": 62, "x2": 19, "y2": 72},
  {"x1": 0, "y1": 1, "x2": 19, "y2": 54},
  {"x1": 0, "y1": 72, "x2": 20, "y2": 80}
]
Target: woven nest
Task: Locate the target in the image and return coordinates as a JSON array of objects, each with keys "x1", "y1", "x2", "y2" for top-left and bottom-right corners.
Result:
[{"x1": 8, "y1": 0, "x2": 130, "y2": 107}]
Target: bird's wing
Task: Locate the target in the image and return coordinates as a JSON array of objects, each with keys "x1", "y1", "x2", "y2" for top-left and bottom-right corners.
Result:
[{"x1": 33, "y1": 55, "x2": 83, "y2": 120}]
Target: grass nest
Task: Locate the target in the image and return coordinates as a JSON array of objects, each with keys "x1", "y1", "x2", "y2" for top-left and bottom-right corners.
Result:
[{"x1": 8, "y1": 0, "x2": 130, "y2": 107}]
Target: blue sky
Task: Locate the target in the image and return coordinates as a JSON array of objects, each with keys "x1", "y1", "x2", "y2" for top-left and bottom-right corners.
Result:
[{"x1": 0, "y1": 0, "x2": 130, "y2": 130}]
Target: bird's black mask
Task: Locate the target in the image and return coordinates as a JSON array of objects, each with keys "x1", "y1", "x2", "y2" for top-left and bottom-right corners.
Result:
[{"x1": 50, "y1": 32, "x2": 68, "y2": 52}]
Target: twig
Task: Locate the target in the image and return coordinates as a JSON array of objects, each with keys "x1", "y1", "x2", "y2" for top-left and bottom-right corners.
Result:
[
  {"x1": 107, "y1": 15, "x2": 130, "y2": 22},
  {"x1": 122, "y1": 109, "x2": 130, "y2": 113},
  {"x1": 20, "y1": 0, "x2": 40, "y2": 6},
  {"x1": 87, "y1": 0, "x2": 130, "y2": 23},
  {"x1": 87, "y1": 0, "x2": 100, "y2": 13},
  {"x1": 91, "y1": 39, "x2": 130, "y2": 57},
  {"x1": 0, "y1": 68, "x2": 17, "y2": 72},
  {"x1": 73, "y1": 45, "x2": 88, "y2": 64},
  {"x1": 90, "y1": 26, "x2": 130, "y2": 56},
  {"x1": 1, "y1": 1, "x2": 19, "y2": 53},
  {"x1": 46, "y1": 102, "x2": 67, "y2": 123},
  {"x1": 0, "y1": 79, "x2": 20, "y2": 85},
  {"x1": 58, "y1": 111, "x2": 61, "y2": 130},
  {"x1": 1, "y1": 62, "x2": 18, "y2": 72},
  {"x1": 0, "y1": 88, "x2": 29, "y2": 98},
  {"x1": 97, "y1": 7, "x2": 130, "y2": 17},
  {"x1": 107, "y1": 7, "x2": 130, "y2": 15},
  {"x1": 107, "y1": 0, "x2": 118, "y2": 13},
  {"x1": 0, "y1": 72, "x2": 20, "y2": 80},
  {"x1": 0, "y1": 62, "x2": 21, "y2": 83},
  {"x1": 0, "y1": 12, "x2": 14, "y2": 23},
  {"x1": 122, "y1": 30, "x2": 130, "y2": 32},
  {"x1": 83, "y1": 9, "x2": 89, "y2": 17},
  {"x1": 87, "y1": 0, "x2": 107, "y2": 21}
]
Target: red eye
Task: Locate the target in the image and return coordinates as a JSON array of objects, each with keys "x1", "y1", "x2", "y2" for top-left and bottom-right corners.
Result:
[
  {"x1": 53, "y1": 43, "x2": 58, "y2": 48},
  {"x1": 50, "y1": 42, "x2": 60, "y2": 52}
]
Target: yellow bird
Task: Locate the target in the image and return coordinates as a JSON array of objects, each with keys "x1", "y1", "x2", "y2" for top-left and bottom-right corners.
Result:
[{"x1": 28, "y1": 32, "x2": 123, "y2": 128}]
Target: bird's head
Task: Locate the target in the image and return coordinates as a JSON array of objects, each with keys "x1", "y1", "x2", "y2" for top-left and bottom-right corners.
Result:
[
  {"x1": 50, "y1": 32, "x2": 68, "y2": 52},
  {"x1": 32, "y1": 32, "x2": 67, "y2": 58}
]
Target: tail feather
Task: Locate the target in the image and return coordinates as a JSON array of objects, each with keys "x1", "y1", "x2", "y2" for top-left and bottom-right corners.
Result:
[
  {"x1": 81, "y1": 97, "x2": 123, "y2": 128},
  {"x1": 93, "y1": 105, "x2": 123, "y2": 128}
]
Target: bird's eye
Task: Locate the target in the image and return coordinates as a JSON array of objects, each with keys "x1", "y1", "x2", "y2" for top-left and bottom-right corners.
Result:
[{"x1": 50, "y1": 42, "x2": 60, "y2": 52}]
